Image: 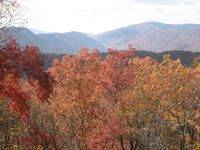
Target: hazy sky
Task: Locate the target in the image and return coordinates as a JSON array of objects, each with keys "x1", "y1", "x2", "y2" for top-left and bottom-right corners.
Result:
[{"x1": 18, "y1": 0, "x2": 200, "y2": 34}]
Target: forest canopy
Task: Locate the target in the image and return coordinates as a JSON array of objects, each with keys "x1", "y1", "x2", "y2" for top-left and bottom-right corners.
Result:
[{"x1": 1, "y1": 42, "x2": 199, "y2": 149}]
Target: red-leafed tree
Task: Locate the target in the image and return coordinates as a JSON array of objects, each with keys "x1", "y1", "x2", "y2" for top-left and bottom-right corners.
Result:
[
  {"x1": 89, "y1": 45, "x2": 136, "y2": 149},
  {"x1": 98, "y1": 44, "x2": 136, "y2": 105},
  {"x1": 0, "y1": 40, "x2": 53, "y2": 118},
  {"x1": 0, "y1": 1, "x2": 53, "y2": 149}
]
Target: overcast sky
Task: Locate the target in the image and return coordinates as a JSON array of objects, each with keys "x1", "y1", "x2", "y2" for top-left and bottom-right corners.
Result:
[{"x1": 18, "y1": 0, "x2": 200, "y2": 34}]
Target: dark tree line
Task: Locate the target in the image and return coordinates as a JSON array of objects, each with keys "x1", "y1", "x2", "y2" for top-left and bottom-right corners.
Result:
[{"x1": 42, "y1": 50, "x2": 200, "y2": 69}]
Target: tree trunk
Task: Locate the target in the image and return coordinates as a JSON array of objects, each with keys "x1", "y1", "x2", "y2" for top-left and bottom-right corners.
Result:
[
  {"x1": 130, "y1": 140, "x2": 134, "y2": 150},
  {"x1": 120, "y1": 135, "x2": 125, "y2": 150}
]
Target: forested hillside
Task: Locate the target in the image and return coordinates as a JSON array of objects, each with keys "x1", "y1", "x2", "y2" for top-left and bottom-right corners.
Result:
[{"x1": 42, "y1": 50, "x2": 200, "y2": 69}]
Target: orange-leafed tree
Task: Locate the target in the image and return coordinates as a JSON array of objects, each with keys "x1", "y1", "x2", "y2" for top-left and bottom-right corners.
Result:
[
  {"x1": 48, "y1": 48, "x2": 104, "y2": 149},
  {"x1": 47, "y1": 45, "x2": 136, "y2": 150}
]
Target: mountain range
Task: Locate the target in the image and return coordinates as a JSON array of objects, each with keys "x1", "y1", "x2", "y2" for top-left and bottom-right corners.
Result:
[
  {"x1": 5, "y1": 27, "x2": 106, "y2": 54},
  {"x1": 3, "y1": 21, "x2": 200, "y2": 54},
  {"x1": 96, "y1": 21, "x2": 200, "y2": 52}
]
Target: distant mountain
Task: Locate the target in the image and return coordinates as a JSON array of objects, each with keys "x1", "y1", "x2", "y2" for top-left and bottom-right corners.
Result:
[
  {"x1": 3, "y1": 27, "x2": 106, "y2": 54},
  {"x1": 4, "y1": 22, "x2": 200, "y2": 54},
  {"x1": 38, "y1": 31, "x2": 106, "y2": 54},
  {"x1": 4, "y1": 27, "x2": 56, "y2": 53},
  {"x1": 96, "y1": 21, "x2": 200, "y2": 52}
]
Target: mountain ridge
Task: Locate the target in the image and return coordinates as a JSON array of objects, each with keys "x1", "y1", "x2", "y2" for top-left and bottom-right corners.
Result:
[
  {"x1": 38, "y1": 31, "x2": 106, "y2": 54},
  {"x1": 95, "y1": 21, "x2": 200, "y2": 52},
  {"x1": 4, "y1": 27, "x2": 106, "y2": 54},
  {"x1": 2, "y1": 21, "x2": 200, "y2": 54}
]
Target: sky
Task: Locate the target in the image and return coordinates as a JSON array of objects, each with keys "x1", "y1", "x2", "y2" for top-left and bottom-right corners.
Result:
[{"x1": 18, "y1": 0, "x2": 200, "y2": 34}]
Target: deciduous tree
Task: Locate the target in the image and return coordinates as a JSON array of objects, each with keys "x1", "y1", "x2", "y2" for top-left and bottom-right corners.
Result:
[{"x1": 0, "y1": 40, "x2": 53, "y2": 149}]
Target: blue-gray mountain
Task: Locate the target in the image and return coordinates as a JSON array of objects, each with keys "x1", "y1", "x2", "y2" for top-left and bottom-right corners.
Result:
[
  {"x1": 95, "y1": 21, "x2": 200, "y2": 52},
  {"x1": 5, "y1": 22, "x2": 200, "y2": 54},
  {"x1": 6, "y1": 27, "x2": 106, "y2": 54},
  {"x1": 38, "y1": 32, "x2": 106, "y2": 54}
]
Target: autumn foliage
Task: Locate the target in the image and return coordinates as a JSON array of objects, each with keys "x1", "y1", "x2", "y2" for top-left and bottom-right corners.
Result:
[
  {"x1": 0, "y1": 40, "x2": 54, "y2": 149},
  {"x1": 0, "y1": 40, "x2": 53, "y2": 116},
  {"x1": 0, "y1": 41, "x2": 200, "y2": 149}
]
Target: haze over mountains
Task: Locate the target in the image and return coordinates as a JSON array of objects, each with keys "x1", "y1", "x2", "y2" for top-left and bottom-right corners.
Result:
[
  {"x1": 38, "y1": 32, "x2": 106, "y2": 54},
  {"x1": 4, "y1": 22, "x2": 200, "y2": 54},
  {"x1": 96, "y1": 21, "x2": 200, "y2": 52},
  {"x1": 7, "y1": 27, "x2": 106, "y2": 54}
]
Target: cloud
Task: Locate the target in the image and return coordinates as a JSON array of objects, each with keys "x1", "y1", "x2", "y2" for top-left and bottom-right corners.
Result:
[
  {"x1": 18, "y1": 0, "x2": 38, "y2": 1},
  {"x1": 130, "y1": 0, "x2": 199, "y2": 5},
  {"x1": 17, "y1": 0, "x2": 200, "y2": 34}
]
